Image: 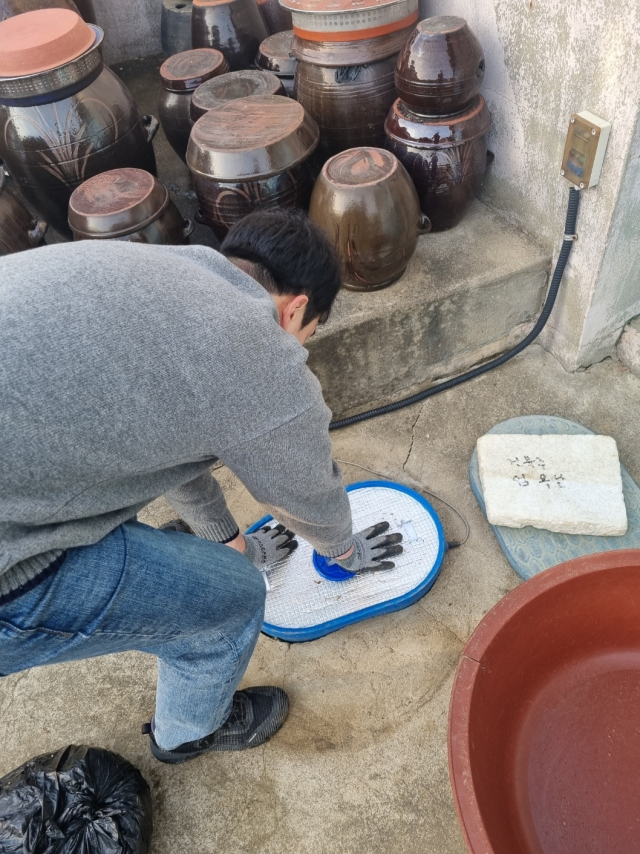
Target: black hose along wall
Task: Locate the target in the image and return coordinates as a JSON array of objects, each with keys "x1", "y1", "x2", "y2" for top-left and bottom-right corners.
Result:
[{"x1": 329, "y1": 187, "x2": 581, "y2": 431}]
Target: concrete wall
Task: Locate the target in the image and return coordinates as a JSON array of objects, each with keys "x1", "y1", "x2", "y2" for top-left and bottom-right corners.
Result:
[
  {"x1": 94, "y1": 0, "x2": 162, "y2": 64},
  {"x1": 420, "y1": 0, "x2": 640, "y2": 369}
]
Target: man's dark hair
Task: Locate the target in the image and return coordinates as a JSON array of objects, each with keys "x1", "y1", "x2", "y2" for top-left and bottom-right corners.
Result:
[{"x1": 220, "y1": 208, "x2": 341, "y2": 326}]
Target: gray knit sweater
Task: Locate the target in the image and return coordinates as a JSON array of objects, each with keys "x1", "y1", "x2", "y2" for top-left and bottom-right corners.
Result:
[{"x1": 0, "y1": 241, "x2": 353, "y2": 600}]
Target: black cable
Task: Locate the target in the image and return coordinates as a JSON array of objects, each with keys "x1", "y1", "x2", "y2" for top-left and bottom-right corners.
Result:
[{"x1": 329, "y1": 187, "x2": 581, "y2": 431}]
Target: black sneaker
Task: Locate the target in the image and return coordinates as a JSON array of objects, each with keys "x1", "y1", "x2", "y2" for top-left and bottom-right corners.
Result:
[
  {"x1": 159, "y1": 518, "x2": 192, "y2": 534},
  {"x1": 142, "y1": 686, "x2": 289, "y2": 764}
]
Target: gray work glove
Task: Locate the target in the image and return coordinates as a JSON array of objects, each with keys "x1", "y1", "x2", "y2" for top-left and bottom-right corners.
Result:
[
  {"x1": 330, "y1": 521, "x2": 403, "y2": 574},
  {"x1": 243, "y1": 524, "x2": 298, "y2": 569}
]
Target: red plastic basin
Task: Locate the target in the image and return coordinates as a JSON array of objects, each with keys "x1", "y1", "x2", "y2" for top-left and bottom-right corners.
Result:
[{"x1": 448, "y1": 550, "x2": 640, "y2": 854}]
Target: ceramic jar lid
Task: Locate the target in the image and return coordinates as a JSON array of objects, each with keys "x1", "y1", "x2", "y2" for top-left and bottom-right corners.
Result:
[
  {"x1": 292, "y1": 24, "x2": 413, "y2": 66},
  {"x1": 255, "y1": 31, "x2": 296, "y2": 76},
  {"x1": 385, "y1": 94, "x2": 490, "y2": 148},
  {"x1": 190, "y1": 69, "x2": 285, "y2": 120},
  {"x1": 279, "y1": 0, "x2": 418, "y2": 43},
  {"x1": 159, "y1": 48, "x2": 229, "y2": 92},
  {"x1": 68, "y1": 168, "x2": 171, "y2": 238},
  {"x1": 187, "y1": 94, "x2": 319, "y2": 180},
  {"x1": 0, "y1": 8, "x2": 95, "y2": 76}
]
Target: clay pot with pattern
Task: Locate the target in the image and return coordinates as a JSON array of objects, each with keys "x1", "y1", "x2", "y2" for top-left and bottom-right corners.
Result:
[
  {"x1": 384, "y1": 94, "x2": 490, "y2": 230},
  {"x1": 161, "y1": 0, "x2": 194, "y2": 56},
  {"x1": 190, "y1": 68, "x2": 285, "y2": 119},
  {"x1": 0, "y1": 11, "x2": 158, "y2": 237},
  {"x1": 256, "y1": 0, "x2": 291, "y2": 34},
  {"x1": 69, "y1": 168, "x2": 194, "y2": 243},
  {"x1": 158, "y1": 48, "x2": 229, "y2": 162},
  {"x1": 395, "y1": 16, "x2": 484, "y2": 116},
  {"x1": 255, "y1": 30, "x2": 295, "y2": 96},
  {"x1": 294, "y1": 53, "x2": 398, "y2": 156},
  {"x1": 0, "y1": 168, "x2": 47, "y2": 253},
  {"x1": 187, "y1": 93, "x2": 318, "y2": 238},
  {"x1": 191, "y1": 0, "x2": 269, "y2": 71},
  {"x1": 309, "y1": 146, "x2": 429, "y2": 290}
]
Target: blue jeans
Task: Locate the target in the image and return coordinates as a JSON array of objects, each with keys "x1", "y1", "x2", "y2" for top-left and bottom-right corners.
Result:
[{"x1": 0, "y1": 521, "x2": 266, "y2": 750}]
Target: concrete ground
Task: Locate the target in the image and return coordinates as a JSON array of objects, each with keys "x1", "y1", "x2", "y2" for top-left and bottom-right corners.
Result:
[{"x1": 2, "y1": 345, "x2": 640, "y2": 853}]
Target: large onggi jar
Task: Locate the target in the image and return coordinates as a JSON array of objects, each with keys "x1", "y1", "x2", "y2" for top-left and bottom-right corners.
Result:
[{"x1": 0, "y1": 9, "x2": 157, "y2": 236}]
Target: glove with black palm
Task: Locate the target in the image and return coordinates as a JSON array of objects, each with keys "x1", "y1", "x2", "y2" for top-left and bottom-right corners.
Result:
[
  {"x1": 330, "y1": 521, "x2": 403, "y2": 574},
  {"x1": 243, "y1": 523, "x2": 298, "y2": 569}
]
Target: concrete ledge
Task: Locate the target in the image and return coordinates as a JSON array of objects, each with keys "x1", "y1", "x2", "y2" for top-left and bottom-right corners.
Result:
[
  {"x1": 617, "y1": 318, "x2": 640, "y2": 379},
  {"x1": 308, "y1": 201, "x2": 551, "y2": 417}
]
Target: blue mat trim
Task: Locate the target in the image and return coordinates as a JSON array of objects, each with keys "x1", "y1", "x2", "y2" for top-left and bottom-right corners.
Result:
[
  {"x1": 247, "y1": 481, "x2": 446, "y2": 642},
  {"x1": 469, "y1": 415, "x2": 640, "y2": 580}
]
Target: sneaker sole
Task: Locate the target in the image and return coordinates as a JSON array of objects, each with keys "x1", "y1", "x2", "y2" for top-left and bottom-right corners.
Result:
[{"x1": 149, "y1": 688, "x2": 289, "y2": 764}]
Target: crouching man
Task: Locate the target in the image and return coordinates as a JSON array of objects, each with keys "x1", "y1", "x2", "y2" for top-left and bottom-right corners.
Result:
[{"x1": 0, "y1": 209, "x2": 402, "y2": 764}]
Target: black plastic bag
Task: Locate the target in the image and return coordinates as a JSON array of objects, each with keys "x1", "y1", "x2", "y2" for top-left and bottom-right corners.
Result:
[{"x1": 0, "y1": 745, "x2": 152, "y2": 854}]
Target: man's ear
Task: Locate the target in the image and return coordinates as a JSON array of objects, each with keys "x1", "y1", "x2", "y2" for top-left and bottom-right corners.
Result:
[{"x1": 282, "y1": 294, "x2": 309, "y2": 327}]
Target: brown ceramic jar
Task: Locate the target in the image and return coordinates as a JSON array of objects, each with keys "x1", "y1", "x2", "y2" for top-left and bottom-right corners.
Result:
[
  {"x1": 191, "y1": 0, "x2": 269, "y2": 71},
  {"x1": 294, "y1": 52, "x2": 398, "y2": 156},
  {"x1": 255, "y1": 31, "x2": 296, "y2": 96},
  {"x1": 0, "y1": 169, "x2": 47, "y2": 253},
  {"x1": 256, "y1": 0, "x2": 291, "y2": 34},
  {"x1": 395, "y1": 16, "x2": 484, "y2": 116},
  {"x1": 190, "y1": 68, "x2": 285, "y2": 120},
  {"x1": 187, "y1": 94, "x2": 319, "y2": 237},
  {"x1": 309, "y1": 147, "x2": 429, "y2": 290},
  {"x1": 0, "y1": 14, "x2": 158, "y2": 237},
  {"x1": 158, "y1": 48, "x2": 229, "y2": 162},
  {"x1": 384, "y1": 94, "x2": 491, "y2": 230},
  {"x1": 69, "y1": 168, "x2": 194, "y2": 243}
]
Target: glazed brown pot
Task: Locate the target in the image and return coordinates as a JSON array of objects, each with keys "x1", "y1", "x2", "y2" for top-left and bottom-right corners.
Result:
[
  {"x1": 158, "y1": 48, "x2": 229, "y2": 162},
  {"x1": 191, "y1": 0, "x2": 269, "y2": 71},
  {"x1": 395, "y1": 16, "x2": 484, "y2": 116},
  {"x1": 256, "y1": 0, "x2": 291, "y2": 34},
  {"x1": 255, "y1": 30, "x2": 295, "y2": 96},
  {"x1": 294, "y1": 53, "x2": 398, "y2": 156},
  {"x1": 385, "y1": 94, "x2": 490, "y2": 231},
  {"x1": 0, "y1": 169, "x2": 47, "y2": 253},
  {"x1": 190, "y1": 68, "x2": 285, "y2": 120},
  {"x1": 187, "y1": 93, "x2": 318, "y2": 237},
  {"x1": 309, "y1": 146, "x2": 429, "y2": 290},
  {"x1": 0, "y1": 19, "x2": 158, "y2": 237},
  {"x1": 69, "y1": 168, "x2": 193, "y2": 243}
]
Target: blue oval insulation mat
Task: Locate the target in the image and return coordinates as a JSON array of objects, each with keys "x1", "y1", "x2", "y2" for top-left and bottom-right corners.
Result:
[{"x1": 246, "y1": 481, "x2": 446, "y2": 642}]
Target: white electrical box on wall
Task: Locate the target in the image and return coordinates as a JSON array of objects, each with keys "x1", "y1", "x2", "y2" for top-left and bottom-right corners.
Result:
[{"x1": 561, "y1": 111, "x2": 611, "y2": 189}]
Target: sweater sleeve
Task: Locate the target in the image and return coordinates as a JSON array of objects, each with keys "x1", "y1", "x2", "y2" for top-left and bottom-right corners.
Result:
[
  {"x1": 165, "y1": 470, "x2": 239, "y2": 542},
  {"x1": 220, "y1": 395, "x2": 353, "y2": 558}
]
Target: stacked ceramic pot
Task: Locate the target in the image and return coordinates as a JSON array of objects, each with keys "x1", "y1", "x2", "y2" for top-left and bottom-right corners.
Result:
[
  {"x1": 0, "y1": 8, "x2": 157, "y2": 237},
  {"x1": 68, "y1": 168, "x2": 194, "y2": 244},
  {"x1": 191, "y1": 0, "x2": 269, "y2": 71},
  {"x1": 186, "y1": 93, "x2": 318, "y2": 238},
  {"x1": 158, "y1": 48, "x2": 229, "y2": 162},
  {"x1": 384, "y1": 16, "x2": 491, "y2": 231},
  {"x1": 255, "y1": 30, "x2": 296, "y2": 97},
  {"x1": 282, "y1": 0, "x2": 419, "y2": 157}
]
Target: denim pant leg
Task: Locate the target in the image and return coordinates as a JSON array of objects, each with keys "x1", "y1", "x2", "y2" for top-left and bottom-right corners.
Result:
[{"x1": 0, "y1": 521, "x2": 266, "y2": 750}]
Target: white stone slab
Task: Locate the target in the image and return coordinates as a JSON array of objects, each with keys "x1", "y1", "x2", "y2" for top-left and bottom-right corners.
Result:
[{"x1": 476, "y1": 434, "x2": 628, "y2": 536}]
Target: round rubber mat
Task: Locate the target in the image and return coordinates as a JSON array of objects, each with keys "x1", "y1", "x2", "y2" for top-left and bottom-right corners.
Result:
[{"x1": 246, "y1": 480, "x2": 446, "y2": 641}]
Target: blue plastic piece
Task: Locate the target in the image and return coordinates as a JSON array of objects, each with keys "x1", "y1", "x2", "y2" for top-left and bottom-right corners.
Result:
[
  {"x1": 312, "y1": 551, "x2": 354, "y2": 580},
  {"x1": 246, "y1": 480, "x2": 446, "y2": 642},
  {"x1": 470, "y1": 415, "x2": 640, "y2": 580}
]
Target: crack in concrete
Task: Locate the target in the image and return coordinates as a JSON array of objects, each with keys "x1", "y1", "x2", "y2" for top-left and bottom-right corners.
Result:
[
  {"x1": 402, "y1": 404, "x2": 424, "y2": 472},
  {"x1": 417, "y1": 607, "x2": 467, "y2": 648}
]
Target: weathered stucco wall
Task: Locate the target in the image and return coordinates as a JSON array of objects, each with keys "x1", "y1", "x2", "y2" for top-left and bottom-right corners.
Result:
[
  {"x1": 93, "y1": 0, "x2": 162, "y2": 64},
  {"x1": 420, "y1": 0, "x2": 640, "y2": 369}
]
